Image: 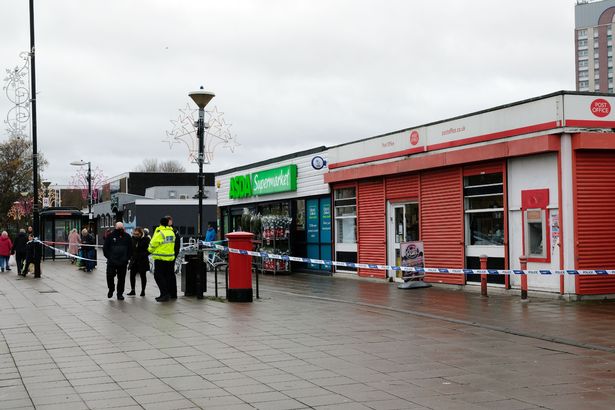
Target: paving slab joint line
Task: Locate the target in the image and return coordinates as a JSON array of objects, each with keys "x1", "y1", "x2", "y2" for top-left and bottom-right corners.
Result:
[{"x1": 266, "y1": 289, "x2": 615, "y2": 354}]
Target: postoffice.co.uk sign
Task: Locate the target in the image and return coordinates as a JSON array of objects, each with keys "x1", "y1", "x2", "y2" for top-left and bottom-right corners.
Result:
[{"x1": 229, "y1": 164, "x2": 298, "y2": 199}]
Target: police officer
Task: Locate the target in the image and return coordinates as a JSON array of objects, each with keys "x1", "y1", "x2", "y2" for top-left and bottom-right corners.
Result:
[{"x1": 148, "y1": 217, "x2": 177, "y2": 302}]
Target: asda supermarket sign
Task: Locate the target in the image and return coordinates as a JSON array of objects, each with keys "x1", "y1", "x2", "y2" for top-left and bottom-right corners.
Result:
[{"x1": 229, "y1": 164, "x2": 297, "y2": 199}]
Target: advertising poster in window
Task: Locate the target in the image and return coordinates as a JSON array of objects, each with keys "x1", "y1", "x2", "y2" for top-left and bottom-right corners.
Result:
[
  {"x1": 306, "y1": 199, "x2": 319, "y2": 243},
  {"x1": 550, "y1": 209, "x2": 559, "y2": 257},
  {"x1": 320, "y1": 198, "x2": 331, "y2": 243},
  {"x1": 306, "y1": 199, "x2": 320, "y2": 269},
  {"x1": 400, "y1": 241, "x2": 424, "y2": 270}
]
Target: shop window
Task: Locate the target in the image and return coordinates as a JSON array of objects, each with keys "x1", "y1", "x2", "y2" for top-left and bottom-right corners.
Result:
[
  {"x1": 334, "y1": 188, "x2": 356, "y2": 244},
  {"x1": 295, "y1": 199, "x2": 305, "y2": 230},
  {"x1": 464, "y1": 173, "x2": 504, "y2": 246},
  {"x1": 258, "y1": 202, "x2": 290, "y2": 217}
]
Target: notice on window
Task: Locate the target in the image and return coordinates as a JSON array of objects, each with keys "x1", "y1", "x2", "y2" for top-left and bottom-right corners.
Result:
[{"x1": 550, "y1": 209, "x2": 559, "y2": 256}]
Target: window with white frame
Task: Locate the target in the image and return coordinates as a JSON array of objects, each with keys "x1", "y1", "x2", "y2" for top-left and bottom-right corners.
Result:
[
  {"x1": 464, "y1": 173, "x2": 504, "y2": 246},
  {"x1": 334, "y1": 188, "x2": 356, "y2": 244}
]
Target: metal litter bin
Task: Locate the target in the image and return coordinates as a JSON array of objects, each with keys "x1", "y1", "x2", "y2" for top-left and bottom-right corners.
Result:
[{"x1": 181, "y1": 253, "x2": 206, "y2": 297}]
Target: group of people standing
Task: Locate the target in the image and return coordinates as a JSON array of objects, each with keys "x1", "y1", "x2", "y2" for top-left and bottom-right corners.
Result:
[
  {"x1": 0, "y1": 227, "x2": 42, "y2": 277},
  {"x1": 103, "y1": 215, "x2": 179, "y2": 302},
  {"x1": 68, "y1": 228, "x2": 97, "y2": 272}
]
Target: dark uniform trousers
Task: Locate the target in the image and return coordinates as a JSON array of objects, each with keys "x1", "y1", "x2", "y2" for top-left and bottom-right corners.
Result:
[{"x1": 154, "y1": 260, "x2": 177, "y2": 298}]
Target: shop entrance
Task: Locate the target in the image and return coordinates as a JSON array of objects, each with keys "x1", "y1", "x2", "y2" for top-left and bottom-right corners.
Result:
[{"x1": 387, "y1": 202, "x2": 419, "y2": 278}]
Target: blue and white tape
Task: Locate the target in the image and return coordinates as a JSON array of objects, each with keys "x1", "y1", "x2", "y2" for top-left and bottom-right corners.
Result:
[
  {"x1": 34, "y1": 238, "x2": 615, "y2": 276},
  {"x1": 200, "y1": 241, "x2": 615, "y2": 276}
]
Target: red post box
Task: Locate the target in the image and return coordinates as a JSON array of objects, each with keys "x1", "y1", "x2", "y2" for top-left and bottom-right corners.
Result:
[{"x1": 226, "y1": 231, "x2": 254, "y2": 302}]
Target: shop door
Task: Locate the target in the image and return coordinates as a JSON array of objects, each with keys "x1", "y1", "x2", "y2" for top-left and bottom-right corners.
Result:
[{"x1": 387, "y1": 202, "x2": 419, "y2": 278}]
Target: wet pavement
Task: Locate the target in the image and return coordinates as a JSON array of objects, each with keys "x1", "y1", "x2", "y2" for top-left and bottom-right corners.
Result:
[{"x1": 1, "y1": 260, "x2": 615, "y2": 409}]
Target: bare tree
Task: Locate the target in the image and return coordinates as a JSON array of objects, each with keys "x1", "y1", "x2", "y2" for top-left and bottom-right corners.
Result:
[
  {"x1": 134, "y1": 158, "x2": 159, "y2": 172},
  {"x1": 159, "y1": 160, "x2": 186, "y2": 173},
  {"x1": 133, "y1": 158, "x2": 185, "y2": 173}
]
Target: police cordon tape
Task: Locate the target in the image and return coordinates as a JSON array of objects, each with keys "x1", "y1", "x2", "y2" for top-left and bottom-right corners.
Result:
[
  {"x1": 199, "y1": 241, "x2": 615, "y2": 276},
  {"x1": 33, "y1": 239, "x2": 615, "y2": 276}
]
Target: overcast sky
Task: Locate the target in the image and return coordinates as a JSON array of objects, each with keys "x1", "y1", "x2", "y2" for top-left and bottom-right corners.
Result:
[{"x1": 0, "y1": 0, "x2": 574, "y2": 185}]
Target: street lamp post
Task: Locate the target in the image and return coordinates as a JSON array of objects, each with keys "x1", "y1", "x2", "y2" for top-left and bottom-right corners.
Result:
[
  {"x1": 188, "y1": 87, "x2": 215, "y2": 239},
  {"x1": 189, "y1": 86, "x2": 215, "y2": 299},
  {"x1": 70, "y1": 160, "x2": 92, "y2": 224},
  {"x1": 29, "y1": 0, "x2": 40, "y2": 238}
]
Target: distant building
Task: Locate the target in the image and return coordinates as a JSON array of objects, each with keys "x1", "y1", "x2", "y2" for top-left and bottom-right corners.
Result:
[
  {"x1": 74, "y1": 172, "x2": 215, "y2": 242},
  {"x1": 575, "y1": 0, "x2": 615, "y2": 92}
]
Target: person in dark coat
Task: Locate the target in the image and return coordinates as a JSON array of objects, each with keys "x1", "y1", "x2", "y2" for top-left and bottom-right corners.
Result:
[
  {"x1": 103, "y1": 222, "x2": 132, "y2": 300},
  {"x1": 80, "y1": 228, "x2": 96, "y2": 272},
  {"x1": 128, "y1": 227, "x2": 150, "y2": 297},
  {"x1": 23, "y1": 234, "x2": 42, "y2": 278},
  {"x1": 12, "y1": 229, "x2": 28, "y2": 276}
]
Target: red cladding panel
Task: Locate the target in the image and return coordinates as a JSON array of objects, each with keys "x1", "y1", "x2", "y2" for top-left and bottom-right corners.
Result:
[
  {"x1": 420, "y1": 167, "x2": 465, "y2": 285},
  {"x1": 358, "y1": 178, "x2": 386, "y2": 278},
  {"x1": 386, "y1": 174, "x2": 419, "y2": 200},
  {"x1": 574, "y1": 151, "x2": 615, "y2": 294}
]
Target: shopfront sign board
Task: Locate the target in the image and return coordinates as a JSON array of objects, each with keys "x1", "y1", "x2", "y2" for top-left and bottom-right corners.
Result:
[{"x1": 229, "y1": 165, "x2": 297, "y2": 199}]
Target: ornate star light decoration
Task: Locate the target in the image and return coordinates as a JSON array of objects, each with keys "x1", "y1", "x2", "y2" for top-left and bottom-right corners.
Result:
[
  {"x1": 164, "y1": 103, "x2": 239, "y2": 164},
  {"x1": 2, "y1": 52, "x2": 31, "y2": 139}
]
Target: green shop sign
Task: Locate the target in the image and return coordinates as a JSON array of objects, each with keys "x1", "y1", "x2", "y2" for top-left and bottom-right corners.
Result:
[{"x1": 229, "y1": 165, "x2": 297, "y2": 199}]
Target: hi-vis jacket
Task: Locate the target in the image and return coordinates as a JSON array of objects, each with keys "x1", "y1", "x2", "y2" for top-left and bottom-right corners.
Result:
[{"x1": 147, "y1": 225, "x2": 176, "y2": 261}]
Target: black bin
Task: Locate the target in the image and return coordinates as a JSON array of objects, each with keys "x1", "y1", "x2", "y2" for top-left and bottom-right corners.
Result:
[{"x1": 182, "y1": 254, "x2": 206, "y2": 298}]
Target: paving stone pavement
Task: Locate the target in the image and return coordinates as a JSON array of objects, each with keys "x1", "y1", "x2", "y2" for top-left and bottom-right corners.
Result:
[{"x1": 1, "y1": 260, "x2": 615, "y2": 409}]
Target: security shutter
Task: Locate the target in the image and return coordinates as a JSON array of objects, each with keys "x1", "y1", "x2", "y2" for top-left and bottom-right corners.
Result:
[
  {"x1": 420, "y1": 167, "x2": 465, "y2": 284},
  {"x1": 575, "y1": 150, "x2": 615, "y2": 294},
  {"x1": 386, "y1": 174, "x2": 419, "y2": 201},
  {"x1": 357, "y1": 178, "x2": 386, "y2": 278}
]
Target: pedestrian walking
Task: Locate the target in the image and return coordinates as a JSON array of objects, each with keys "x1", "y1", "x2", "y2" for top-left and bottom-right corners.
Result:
[
  {"x1": 67, "y1": 228, "x2": 80, "y2": 264},
  {"x1": 23, "y1": 233, "x2": 42, "y2": 277},
  {"x1": 80, "y1": 229, "x2": 96, "y2": 272},
  {"x1": 12, "y1": 229, "x2": 27, "y2": 275},
  {"x1": 148, "y1": 216, "x2": 177, "y2": 302},
  {"x1": 128, "y1": 227, "x2": 150, "y2": 297},
  {"x1": 103, "y1": 222, "x2": 132, "y2": 300},
  {"x1": 0, "y1": 231, "x2": 13, "y2": 272}
]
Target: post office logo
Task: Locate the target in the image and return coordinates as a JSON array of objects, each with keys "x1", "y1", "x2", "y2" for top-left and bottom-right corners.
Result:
[
  {"x1": 410, "y1": 130, "x2": 419, "y2": 145},
  {"x1": 590, "y1": 98, "x2": 611, "y2": 118}
]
